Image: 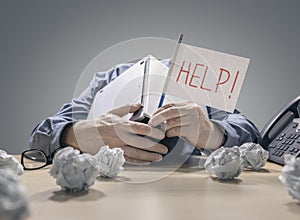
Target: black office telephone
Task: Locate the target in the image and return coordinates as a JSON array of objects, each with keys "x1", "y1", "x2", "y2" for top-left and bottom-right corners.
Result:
[{"x1": 260, "y1": 95, "x2": 300, "y2": 165}]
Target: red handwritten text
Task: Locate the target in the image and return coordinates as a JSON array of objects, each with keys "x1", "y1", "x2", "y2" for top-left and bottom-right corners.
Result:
[{"x1": 175, "y1": 61, "x2": 240, "y2": 99}]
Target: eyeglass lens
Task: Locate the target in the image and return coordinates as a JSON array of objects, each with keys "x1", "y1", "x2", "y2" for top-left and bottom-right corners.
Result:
[{"x1": 22, "y1": 150, "x2": 47, "y2": 170}]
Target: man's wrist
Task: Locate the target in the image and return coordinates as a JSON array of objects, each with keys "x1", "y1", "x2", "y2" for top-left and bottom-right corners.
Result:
[
  {"x1": 60, "y1": 123, "x2": 79, "y2": 150},
  {"x1": 205, "y1": 122, "x2": 226, "y2": 150}
]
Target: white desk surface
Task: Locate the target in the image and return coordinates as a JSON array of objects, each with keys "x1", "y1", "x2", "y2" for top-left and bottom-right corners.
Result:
[{"x1": 18, "y1": 157, "x2": 300, "y2": 220}]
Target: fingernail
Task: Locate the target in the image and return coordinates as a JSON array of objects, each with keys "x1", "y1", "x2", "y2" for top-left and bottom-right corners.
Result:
[
  {"x1": 161, "y1": 147, "x2": 168, "y2": 154},
  {"x1": 155, "y1": 155, "x2": 163, "y2": 162}
]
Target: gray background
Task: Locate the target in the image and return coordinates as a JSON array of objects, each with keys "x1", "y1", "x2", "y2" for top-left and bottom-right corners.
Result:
[{"x1": 1, "y1": 0, "x2": 299, "y2": 154}]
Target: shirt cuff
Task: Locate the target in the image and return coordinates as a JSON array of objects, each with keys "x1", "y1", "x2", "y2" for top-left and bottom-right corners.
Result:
[{"x1": 210, "y1": 119, "x2": 240, "y2": 148}]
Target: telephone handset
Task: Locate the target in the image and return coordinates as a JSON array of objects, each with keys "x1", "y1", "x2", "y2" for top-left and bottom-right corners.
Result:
[{"x1": 261, "y1": 95, "x2": 300, "y2": 165}]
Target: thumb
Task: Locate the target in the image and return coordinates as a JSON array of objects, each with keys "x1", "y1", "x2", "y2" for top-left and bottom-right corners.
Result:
[{"x1": 108, "y1": 103, "x2": 142, "y2": 117}]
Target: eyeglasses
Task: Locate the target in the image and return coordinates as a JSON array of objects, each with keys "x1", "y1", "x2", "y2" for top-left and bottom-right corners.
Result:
[{"x1": 21, "y1": 148, "x2": 61, "y2": 170}]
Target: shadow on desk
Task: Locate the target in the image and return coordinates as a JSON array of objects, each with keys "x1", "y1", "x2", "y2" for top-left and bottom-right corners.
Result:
[
  {"x1": 31, "y1": 188, "x2": 105, "y2": 203},
  {"x1": 285, "y1": 202, "x2": 300, "y2": 214},
  {"x1": 210, "y1": 176, "x2": 242, "y2": 184},
  {"x1": 243, "y1": 168, "x2": 271, "y2": 173}
]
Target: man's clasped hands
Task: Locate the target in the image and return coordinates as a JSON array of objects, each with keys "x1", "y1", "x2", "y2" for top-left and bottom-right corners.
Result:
[{"x1": 62, "y1": 102, "x2": 225, "y2": 163}]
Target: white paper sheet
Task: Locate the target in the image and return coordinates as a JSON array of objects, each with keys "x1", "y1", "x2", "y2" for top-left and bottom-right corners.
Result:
[{"x1": 165, "y1": 43, "x2": 250, "y2": 112}]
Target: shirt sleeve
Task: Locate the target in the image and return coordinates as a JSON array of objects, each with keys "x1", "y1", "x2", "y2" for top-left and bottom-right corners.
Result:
[
  {"x1": 29, "y1": 63, "x2": 133, "y2": 157},
  {"x1": 208, "y1": 107, "x2": 261, "y2": 146}
]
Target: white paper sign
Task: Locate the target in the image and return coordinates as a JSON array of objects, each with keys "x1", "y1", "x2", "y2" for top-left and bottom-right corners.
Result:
[{"x1": 164, "y1": 43, "x2": 250, "y2": 112}]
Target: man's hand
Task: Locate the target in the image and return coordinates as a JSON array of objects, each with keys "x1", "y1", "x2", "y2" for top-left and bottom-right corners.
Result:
[
  {"x1": 62, "y1": 104, "x2": 168, "y2": 163},
  {"x1": 148, "y1": 102, "x2": 225, "y2": 150}
]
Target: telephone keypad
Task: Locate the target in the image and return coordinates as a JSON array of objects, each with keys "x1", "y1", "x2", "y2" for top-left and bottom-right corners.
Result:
[{"x1": 268, "y1": 119, "x2": 300, "y2": 165}]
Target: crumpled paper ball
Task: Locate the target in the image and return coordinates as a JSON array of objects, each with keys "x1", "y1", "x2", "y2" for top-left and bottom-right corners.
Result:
[
  {"x1": 0, "y1": 169, "x2": 29, "y2": 220},
  {"x1": 89, "y1": 146, "x2": 125, "y2": 178},
  {"x1": 239, "y1": 143, "x2": 269, "y2": 171},
  {"x1": 279, "y1": 155, "x2": 300, "y2": 202},
  {"x1": 50, "y1": 146, "x2": 125, "y2": 192},
  {"x1": 204, "y1": 146, "x2": 242, "y2": 180},
  {"x1": 0, "y1": 149, "x2": 24, "y2": 175},
  {"x1": 50, "y1": 147, "x2": 99, "y2": 192}
]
